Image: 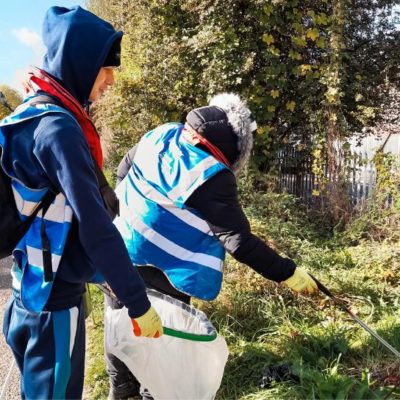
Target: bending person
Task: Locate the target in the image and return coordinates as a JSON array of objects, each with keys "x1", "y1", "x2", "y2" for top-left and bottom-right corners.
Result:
[{"x1": 107, "y1": 93, "x2": 317, "y2": 399}]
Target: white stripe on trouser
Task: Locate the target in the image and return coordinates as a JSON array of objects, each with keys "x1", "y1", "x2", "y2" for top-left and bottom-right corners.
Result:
[
  {"x1": 69, "y1": 307, "x2": 79, "y2": 356},
  {"x1": 132, "y1": 218, "x2": 223, "y2": 272}
]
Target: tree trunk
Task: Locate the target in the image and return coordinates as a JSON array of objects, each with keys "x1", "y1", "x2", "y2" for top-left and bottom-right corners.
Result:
[{"x1": 325, "y1": 0, "x2": 350, "y2": 227}]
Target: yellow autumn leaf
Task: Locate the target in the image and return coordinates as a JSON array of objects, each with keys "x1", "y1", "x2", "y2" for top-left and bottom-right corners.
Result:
[
  {"x1": 306, "y1": 28, "x2": 319, "y2": 41},
  {"x1": 286, "y1": 101, "x2": 296, "y2": 111},
  {"x1": 263, "y1": 5, "x2": 273, "y2": 16},
  {"x1": 258, "y1": 125, "x2": 274, "y2": 135},
  {"x1": 312, "y1": 189, "x2": 320, "y2": 196},
  {"x1": 262, "y1": 34, "x2": 275, "y2": 45},
  {"x1": 299, "y1": 64, "x2": 312, "y2": 75},
  {"x1": 268, "y1": 46, "x2": 280, "y2": 56},
  {"x1": 270, "y1": 89, "x2": 280, "y2": 99},
  {"x1": 355, "y1": 93, "x2": 363, "y2": 102},
  {"x1": 326, "y1": 95, "x2": 336, "y2": 103},
  {"x1": 325, "y1": 87, "x2": 339, "y2": 103},
  {"x1": 256, "y1": 126, "x2": 266, "y2": 135},
  {"x1": 267, "y1": 105, "x2": 276, "y2": 113}
]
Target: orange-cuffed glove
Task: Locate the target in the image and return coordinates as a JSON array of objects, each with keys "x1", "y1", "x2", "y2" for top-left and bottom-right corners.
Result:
[
  {"x1": 131, "y1": 306, "x2": 163, "y2": 338},
  {"x1": 283, "y1": 267, "x2": 318, "y2": 295}
]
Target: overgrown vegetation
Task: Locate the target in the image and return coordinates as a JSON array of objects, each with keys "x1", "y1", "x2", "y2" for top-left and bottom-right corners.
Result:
[
  {"x1": 88, "y1": 0, "x2": 399, "y2": 159},
  {"x1": 87, "y1": 0, "x2": 399, "y2": 224},
  {"x1": 83, "y1": 1, "x2": 400, "y2": 398},
  {"x1": 0, "y1": 85, "x2": 22, "y2": 119},
  {"x1": 85, "y1": 162, "x2": 400, "y2": 400}
]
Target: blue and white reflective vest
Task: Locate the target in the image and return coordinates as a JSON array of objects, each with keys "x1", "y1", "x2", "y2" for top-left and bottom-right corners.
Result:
[
  {"x1": 0, "y1": 100, "x2": 74, "y2": 312},
  {"x1": 114, "y1": 123, "x2": 231, "y2": 300}
]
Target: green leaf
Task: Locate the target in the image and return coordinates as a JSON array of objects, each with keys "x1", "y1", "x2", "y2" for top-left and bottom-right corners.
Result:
[
  {"x1": 315, "y1": 12, "x2": 329, "y2": 25},
  {"x1": 292, "y1": 36, "x2": 307, "y2": 47},
  {"x1": 289, "y1": 50, "x2": 302, "y2": 60},
  {"x1": 316, "y1": 37, "x2": 326, "y2": 48},
  {"x1": 292, "y1": 22, "x2": 303, "y2": 33}
]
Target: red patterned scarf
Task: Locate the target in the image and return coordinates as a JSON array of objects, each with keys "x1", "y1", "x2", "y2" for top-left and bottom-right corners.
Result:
[{"x1": 24, "y1": 66, "x2": 103, "y2": 169}]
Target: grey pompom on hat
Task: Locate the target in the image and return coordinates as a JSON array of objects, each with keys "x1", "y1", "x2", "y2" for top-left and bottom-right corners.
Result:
[{"x1": 209, "y1": 93, "x2": 256, "y2": 172}]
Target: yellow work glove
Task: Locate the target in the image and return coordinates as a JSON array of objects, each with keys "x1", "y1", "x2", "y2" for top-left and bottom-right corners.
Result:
[
  {"x1": 131, "y1": 306, "x2": 163, "y2": 338},
  {"x1": 283, "y1": 267, "x2": 318, "y2": 295}
]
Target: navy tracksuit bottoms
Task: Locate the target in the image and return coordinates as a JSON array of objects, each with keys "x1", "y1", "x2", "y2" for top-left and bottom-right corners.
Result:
[{"x1": 2, "y1": 297, "x2": 85, "y2": 399}]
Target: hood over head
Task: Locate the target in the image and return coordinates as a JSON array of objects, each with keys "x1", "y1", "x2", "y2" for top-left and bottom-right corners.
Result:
[{"x1": 42, "y1": 6, "x2": 123, "y2": 105}]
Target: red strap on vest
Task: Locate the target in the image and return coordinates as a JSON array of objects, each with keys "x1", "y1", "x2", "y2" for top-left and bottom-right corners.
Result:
[{"x1": 182, "y1": 124, "x2": 231, "y2": 168}]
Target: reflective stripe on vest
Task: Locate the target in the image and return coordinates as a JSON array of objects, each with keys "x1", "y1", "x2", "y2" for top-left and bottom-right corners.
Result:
[{"x1": 115, "y1": 123, "x2": 230, "y2": 300}]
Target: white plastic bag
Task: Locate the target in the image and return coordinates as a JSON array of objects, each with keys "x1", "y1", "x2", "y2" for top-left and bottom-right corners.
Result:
[{"x1": 105, "y1": 289, "x2": 229, "y2": 400}]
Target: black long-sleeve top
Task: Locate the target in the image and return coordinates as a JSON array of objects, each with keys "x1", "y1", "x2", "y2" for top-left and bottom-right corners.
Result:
[{"x1": 116, "y1": 146, "x2": 296, "y2": 283}]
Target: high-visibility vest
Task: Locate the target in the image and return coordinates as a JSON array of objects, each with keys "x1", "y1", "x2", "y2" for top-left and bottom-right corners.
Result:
[
  {"x1": 115, "y1": 123, "x2": 231, "y2": 300},
  {"x1": 0, "y1": 100, "x2": 74, "y2": 312}
]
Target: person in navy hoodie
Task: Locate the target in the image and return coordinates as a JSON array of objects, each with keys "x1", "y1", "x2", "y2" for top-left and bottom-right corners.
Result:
[{"x1": 0, "y1": 6, "x2": 162, "y2": 399}]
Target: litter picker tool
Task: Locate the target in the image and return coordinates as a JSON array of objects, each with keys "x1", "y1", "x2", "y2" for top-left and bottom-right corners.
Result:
[
  {"x1": 95, "y1": 282, "x2": 115, "y2": 299},
  {"x1": 309, "y1": 274, "x2": 400, "y2": 359}
]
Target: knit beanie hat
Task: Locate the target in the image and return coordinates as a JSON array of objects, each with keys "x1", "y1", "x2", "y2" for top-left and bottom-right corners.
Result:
[
  {"x1": 186, "y1": 106, "x2": 238, "y2": 166},
  {"x1": 186, "y1": 93, "x2": 256, "y2": 171},
  {"x1": 103, "y1": 36, "x2": 121, "y2": 67}
]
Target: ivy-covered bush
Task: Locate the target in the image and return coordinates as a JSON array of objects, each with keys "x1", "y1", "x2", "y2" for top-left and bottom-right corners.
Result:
[{"x1": 88, "y1": 0, "x2": 399, "y2": 176}]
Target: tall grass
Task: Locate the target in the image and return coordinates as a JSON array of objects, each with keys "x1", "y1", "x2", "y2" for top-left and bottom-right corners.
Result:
[{"x1": 85, "y1": 189, "x2": 400, "y2": 399}]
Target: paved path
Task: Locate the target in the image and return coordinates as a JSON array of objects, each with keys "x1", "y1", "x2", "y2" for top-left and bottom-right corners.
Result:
[{"x1": 0, "y1": 257, "x2": 19, "y2": 400}]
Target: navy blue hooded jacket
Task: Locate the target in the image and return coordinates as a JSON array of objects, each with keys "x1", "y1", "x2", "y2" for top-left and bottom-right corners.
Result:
[{"x1": 2, "y1": 6, "x2": 150, "y2": 317}]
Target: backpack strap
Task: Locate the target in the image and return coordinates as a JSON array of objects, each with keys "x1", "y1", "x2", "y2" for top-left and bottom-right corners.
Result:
[
  {"x1": 27, "y1": 94, "x2": 119, "y2": 219},
  {"x1": 93, "y1": 161, "x2": 119, "y2": 219},
  {"x1": 39, "y1": 191, "x2": 55, "y2": 282},
  {"x1": 17, "y1": 189, "x2": 57, "y2": 282},
  {"x1": 17, "y1": 189, "x2": 55, "y2": 237}
]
